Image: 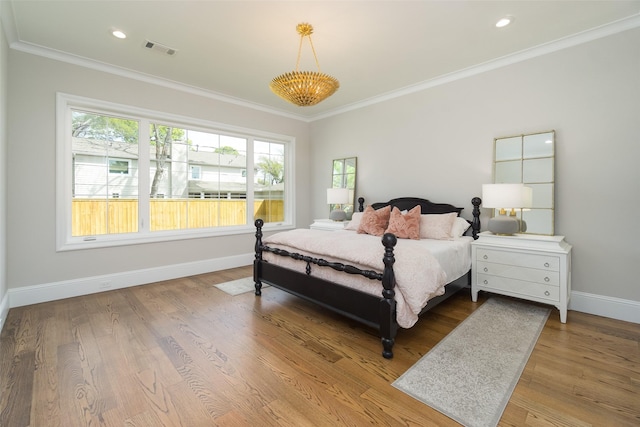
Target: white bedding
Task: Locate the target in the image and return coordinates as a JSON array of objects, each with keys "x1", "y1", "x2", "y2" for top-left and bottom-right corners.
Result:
[{"x1": 262, "y1": 229, "x2": 472, "y2": 328}]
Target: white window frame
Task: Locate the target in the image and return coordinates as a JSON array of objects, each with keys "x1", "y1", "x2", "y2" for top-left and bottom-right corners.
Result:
[{"x1": 56, "y1": 93, "x2": 295, "y2": 251}]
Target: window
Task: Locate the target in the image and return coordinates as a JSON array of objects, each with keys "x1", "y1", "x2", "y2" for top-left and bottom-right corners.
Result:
[
  {"x1": 109, "y1": 159, "x2": 131, "y2": 175},
  {"x1": 190, "y1": 165, "x2": 201, "y2": 180},
  {"x1": 57, "y1": 93, "x2": 294, "y2": 250}
]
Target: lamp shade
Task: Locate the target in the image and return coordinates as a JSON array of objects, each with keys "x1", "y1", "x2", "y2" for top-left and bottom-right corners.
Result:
[
  {"x1": 327, "y1": 188, "x2": 350, "y2": 205},
  {"x1": 327, "y1": 188, "x2": 350, "y2": 221},
  {"x1": 482, "y1": 184, "x2": 531, "y2": 209},
  {"x1": 482, "y1": 183, "x2": 532, "y2": 235}
]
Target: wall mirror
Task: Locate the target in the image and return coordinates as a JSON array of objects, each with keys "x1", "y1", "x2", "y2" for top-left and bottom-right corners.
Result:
[
  {"x1": 331, "y1": 157, "x2": 357, "y2": 219},
  {"x1": 494, "y1": 131, "x2": 555, "y2": 235}
]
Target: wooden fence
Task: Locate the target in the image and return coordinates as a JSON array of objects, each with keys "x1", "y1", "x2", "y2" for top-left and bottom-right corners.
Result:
[{"x1": 72, "y1": 199, "x2": 284, "y2": 236}]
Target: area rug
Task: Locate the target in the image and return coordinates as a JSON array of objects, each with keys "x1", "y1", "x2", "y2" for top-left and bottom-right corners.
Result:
[
  {"x1": 392, "y1": 297, "x2": 550, "y2": 427},
  {"x1": 214, "y1": 277, "x2": 269, "y2": 296}
]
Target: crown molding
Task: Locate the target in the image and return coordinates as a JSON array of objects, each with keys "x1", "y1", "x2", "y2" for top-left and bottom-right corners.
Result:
[
  {"x1": 314, "y1": 13, "x2": 640, "y2": 121},
  {"x1": 4, "y1": 12, "x2": 639, "y2": 123},
  {"x1": 8, "y1": 39, "x2": 313, "y2": 122}
]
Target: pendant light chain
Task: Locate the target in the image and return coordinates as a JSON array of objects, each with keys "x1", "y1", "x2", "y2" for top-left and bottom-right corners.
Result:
[{"x1": 295, "y1": 23, "x2": 322, "y2": 73}]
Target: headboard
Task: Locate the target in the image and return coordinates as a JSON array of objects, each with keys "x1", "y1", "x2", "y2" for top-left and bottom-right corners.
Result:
[
  {"x1": 357, "y1": 196, "x2": 463, "y2": 215},
  {"x1": 356, "y1": 196, "x2": 481, "y2": 239}
]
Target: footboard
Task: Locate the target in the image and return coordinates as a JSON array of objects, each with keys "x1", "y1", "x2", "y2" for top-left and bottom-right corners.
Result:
[{"x1": 253, "y1": 219, "x2": 399, "y2": 358}]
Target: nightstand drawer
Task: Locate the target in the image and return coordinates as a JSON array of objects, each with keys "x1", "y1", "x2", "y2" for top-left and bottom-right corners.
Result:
[
  {"x1": 477, "y1": 274, "x2": 559, "y2": 302},
  {"x1": 477, "y1": 261, "x2": 559, "y2": 286},
  {"x1": 477, "y1": 248, "x2": 559, "y2": 271}
]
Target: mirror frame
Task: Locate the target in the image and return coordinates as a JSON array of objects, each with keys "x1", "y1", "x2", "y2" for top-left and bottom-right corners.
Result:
[
  {"x1": 331, "y1": 157, "x2": 357, "y2": 219},
  {"x1": 493, "y1": 131, "x2": 555, "y2": 235}
]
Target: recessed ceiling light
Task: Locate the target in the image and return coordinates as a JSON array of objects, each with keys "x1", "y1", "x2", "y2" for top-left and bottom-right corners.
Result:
[
  {"x1": 112, "y1": 30, "x2": 127, "y2": 39},
  {"x1": 496, "y1": 16, "x2": 514, "y2": 28}
]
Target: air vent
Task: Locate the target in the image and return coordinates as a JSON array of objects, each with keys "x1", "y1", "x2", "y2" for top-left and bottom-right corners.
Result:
[{"x1": 144, "y1": 40, "x2": 177, "y2": 56}]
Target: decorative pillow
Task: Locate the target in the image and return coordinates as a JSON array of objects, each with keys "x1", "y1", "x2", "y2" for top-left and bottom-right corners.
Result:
[
  {"x1": 345, "y1": 212, "x2": 363, "y2": 230},
  {"x1": 419, "y1": 212, "x2": 458, "y2": 240},
  {"x1": 357, "y1": 205, "x2": 391, "y2": 236},
  {"x1": 451, "y1": 217, "x2": 471, "y2": 238},
  {"x1": 385, "y1": 206, "x2": 421, "y2": 240}
]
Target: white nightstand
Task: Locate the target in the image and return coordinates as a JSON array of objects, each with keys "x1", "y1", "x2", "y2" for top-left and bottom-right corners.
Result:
[
  {"x1": 310, "y1": 219, "x2": 348, "y2": 231},
  {"x1": 471, "y1": 232, "x2": 572, "y2": 323}
]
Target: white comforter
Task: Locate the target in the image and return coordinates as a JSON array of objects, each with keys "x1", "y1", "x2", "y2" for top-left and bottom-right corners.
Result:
[{"x1": 262, "y1": 229, "x2": 471, "y2": 328}]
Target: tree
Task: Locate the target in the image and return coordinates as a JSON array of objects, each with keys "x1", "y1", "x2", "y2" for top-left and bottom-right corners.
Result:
[
  {"x1": 72, "y1": 112, "x2": 185, "y2": 197},
  {"x1": 72, "y1": 112, "x2": 138, "y2": 143},
  {"x1": 256, "y1": 157, "x2": 284, "y2": 185},
  {"x1": 215, "y1": 146, "x2": 239, "y2": 155},
  {"x1": 149, "y1": 125, "x2": 186, "y2": 197}
]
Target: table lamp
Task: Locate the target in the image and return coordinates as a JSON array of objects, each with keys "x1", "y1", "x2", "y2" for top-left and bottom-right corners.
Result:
[
  {"x1": 327, "y1": 188, "x2": 350, "y2": 221},
  {"x1": 482, "y1": 183, "x2": 532, "y2": 235}
]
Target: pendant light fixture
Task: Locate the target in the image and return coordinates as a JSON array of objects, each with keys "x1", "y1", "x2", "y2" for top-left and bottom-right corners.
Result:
[{"x1": 270, "y1": 23, "x2": 339, "y2": 107}]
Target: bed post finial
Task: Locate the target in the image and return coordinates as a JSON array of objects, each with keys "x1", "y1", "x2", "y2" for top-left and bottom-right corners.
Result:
[
  {"x1": 358, "y1": 197, "x2": 365, "y2": 212},
  {"x1": 471, "y1": 197, "x2": 481, "y2": 240}
]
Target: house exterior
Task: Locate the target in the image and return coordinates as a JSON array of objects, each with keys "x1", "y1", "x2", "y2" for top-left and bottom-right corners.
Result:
[
  {"x1": 72, "y1": 137, "x2": 258, "y2": 199},
  {"x1": 0, "y1": 11, "x2": 639, "y2": 330}
]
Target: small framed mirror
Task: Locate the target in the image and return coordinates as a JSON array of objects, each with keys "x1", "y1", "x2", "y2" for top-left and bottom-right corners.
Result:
[
  {"x1": 494, "y1": 131, "x2": 555, "y2": 235},
  {"x1": 331, "y1": 157, "x2": 357, "y2": 219}
]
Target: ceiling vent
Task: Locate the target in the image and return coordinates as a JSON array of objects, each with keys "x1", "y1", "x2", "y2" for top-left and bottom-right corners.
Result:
[{"x1": 144, "y1": 40, "x2": 177, "y2": 56}]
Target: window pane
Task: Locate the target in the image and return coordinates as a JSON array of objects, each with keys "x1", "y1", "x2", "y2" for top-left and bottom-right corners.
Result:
[
  {"x1": 254, "y1": 140, "x2": 285, "y2": 223},
  {"x1": 149, "y1": 125, "x2": 248, "y2": 231},
  {"x1": 71, "y1": 110, "x2": 139, "y2": 236}
]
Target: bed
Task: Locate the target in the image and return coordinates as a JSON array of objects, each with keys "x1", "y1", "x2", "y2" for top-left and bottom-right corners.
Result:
[{"x1": 253, "y1": 196, "x2": 482, "y2": 358}]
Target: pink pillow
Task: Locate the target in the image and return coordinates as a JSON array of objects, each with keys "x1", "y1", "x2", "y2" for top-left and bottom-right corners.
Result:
[
  {"x1": 357, "y1": 205, "x2": 391, "y2": 236},
  {"x1": 419, "y1": 212, "x2": 458, "y2": 240},
  {"x1": 385, "y1": 206, "x2": 421, "y2": 240}
]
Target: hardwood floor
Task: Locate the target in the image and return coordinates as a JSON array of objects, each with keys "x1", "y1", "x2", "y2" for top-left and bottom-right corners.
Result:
[{"x1": 1, "y1": 265, "x2": 638, "y2": 426}]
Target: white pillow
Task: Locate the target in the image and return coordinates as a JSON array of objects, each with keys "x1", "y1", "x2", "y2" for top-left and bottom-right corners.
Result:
[
  {"x1": 345, "y1": 212, "x2": 363, "y2": 230},
  {"x1": 451, "y1": 217, "x2": 471, "y2": 238},
  {"x1": 419, "y1": 213, "x2": 457, "y2": 240}
]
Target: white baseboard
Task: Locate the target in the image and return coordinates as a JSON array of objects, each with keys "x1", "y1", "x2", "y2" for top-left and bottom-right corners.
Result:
[
  {"x1": 8, "y1": 253, "x2": 254, "y2": 309},
  {"x1": 569, "y1": 291, "x2": 640, "y2": 324},
  {"x1": 0, "y1": 292, "x2": 9, "y2": 334},
  {"x1": 3, "y1": 262, "x2": 638, "y2": 335}
]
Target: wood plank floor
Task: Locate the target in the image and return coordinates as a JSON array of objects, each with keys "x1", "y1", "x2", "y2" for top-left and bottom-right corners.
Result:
[{"x1": 1, "y1": 265, "x2": 639, "y2": 426}]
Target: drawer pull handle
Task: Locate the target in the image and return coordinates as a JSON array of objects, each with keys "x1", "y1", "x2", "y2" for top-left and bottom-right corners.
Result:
[
  {"x1": 483, "y1": 255, "x2": 488, "y2": 260},
  {"x1": 484, "y1": 267, "x2": 488, "y2": 272},
  {"x1": 544, "y1": 291, "x2": 550, "y2": 296},
  {"x1": 544, "y1": 262, "x2": 550, "y2": 267},
  {"x1": 483, "y1": 280, "x2": 488, "y2": 285},
  {"x1": 544, "y1": 277, "x2": 550, "y2": 282}
]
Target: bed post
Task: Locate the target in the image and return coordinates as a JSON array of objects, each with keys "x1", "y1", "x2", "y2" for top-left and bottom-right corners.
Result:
[
  {"x1": 358, "y1": 197, "x2": 365, "y2": 212},
  {"x1": 254, "y1": 219, "x2": 264, "y2": 296},
  {"x1": 471, "y1": 197, "x2": 482, "y2": 240},
  {"x1": 380, "y1": 233, "x2": 398, "y2": 359}
]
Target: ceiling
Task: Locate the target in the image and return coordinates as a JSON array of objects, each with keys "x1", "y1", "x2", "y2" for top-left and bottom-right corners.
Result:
[{"x1": 3, "y1": 1, "x2": 640, "y2": 120}]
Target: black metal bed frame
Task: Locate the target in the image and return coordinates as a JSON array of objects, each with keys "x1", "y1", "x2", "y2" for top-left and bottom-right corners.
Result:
[{"x1": 253, "y1": 196, "x2": 482, "y2": 359}]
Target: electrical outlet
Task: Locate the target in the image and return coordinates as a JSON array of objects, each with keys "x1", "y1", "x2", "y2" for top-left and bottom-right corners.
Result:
[{"x1": 99, "y1": 281, "x2": 112, "y2": 290}]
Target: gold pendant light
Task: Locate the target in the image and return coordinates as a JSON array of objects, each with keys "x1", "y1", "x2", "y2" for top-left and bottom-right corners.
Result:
[{"x1": 270, "y1": 23, "x2": 339, "y2": 107}]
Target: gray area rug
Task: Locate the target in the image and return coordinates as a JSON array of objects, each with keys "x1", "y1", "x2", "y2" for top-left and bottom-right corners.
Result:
[
  {"x1": 214, "y1": 277, "x2": 268, "y2": 296},
  {"x1": 393, "y1": 297, "x2": 550, "y2": 427}
]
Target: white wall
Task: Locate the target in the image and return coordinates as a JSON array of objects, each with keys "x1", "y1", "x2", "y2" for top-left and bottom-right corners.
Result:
[
  {"x1": 310, "y1": 28, "x2": 640, "y2": 314},
  {"x1": 3, "y1": 22, "x2": 638, "y2": 325},
  {"x1": 6, "y1": 51, "x2": 310, "y2": 294},
  {"x1": 0, "y1": 9, "x2": 9, "y2": 328}
]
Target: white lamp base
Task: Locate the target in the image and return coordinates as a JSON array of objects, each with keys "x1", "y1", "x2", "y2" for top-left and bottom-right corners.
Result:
[
  {"x1": 488, "y1": 215, "x2": 520, "y2": 235},
  {"x1": 329, "y1": 209, "x2": 347, "y2": 221}
]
